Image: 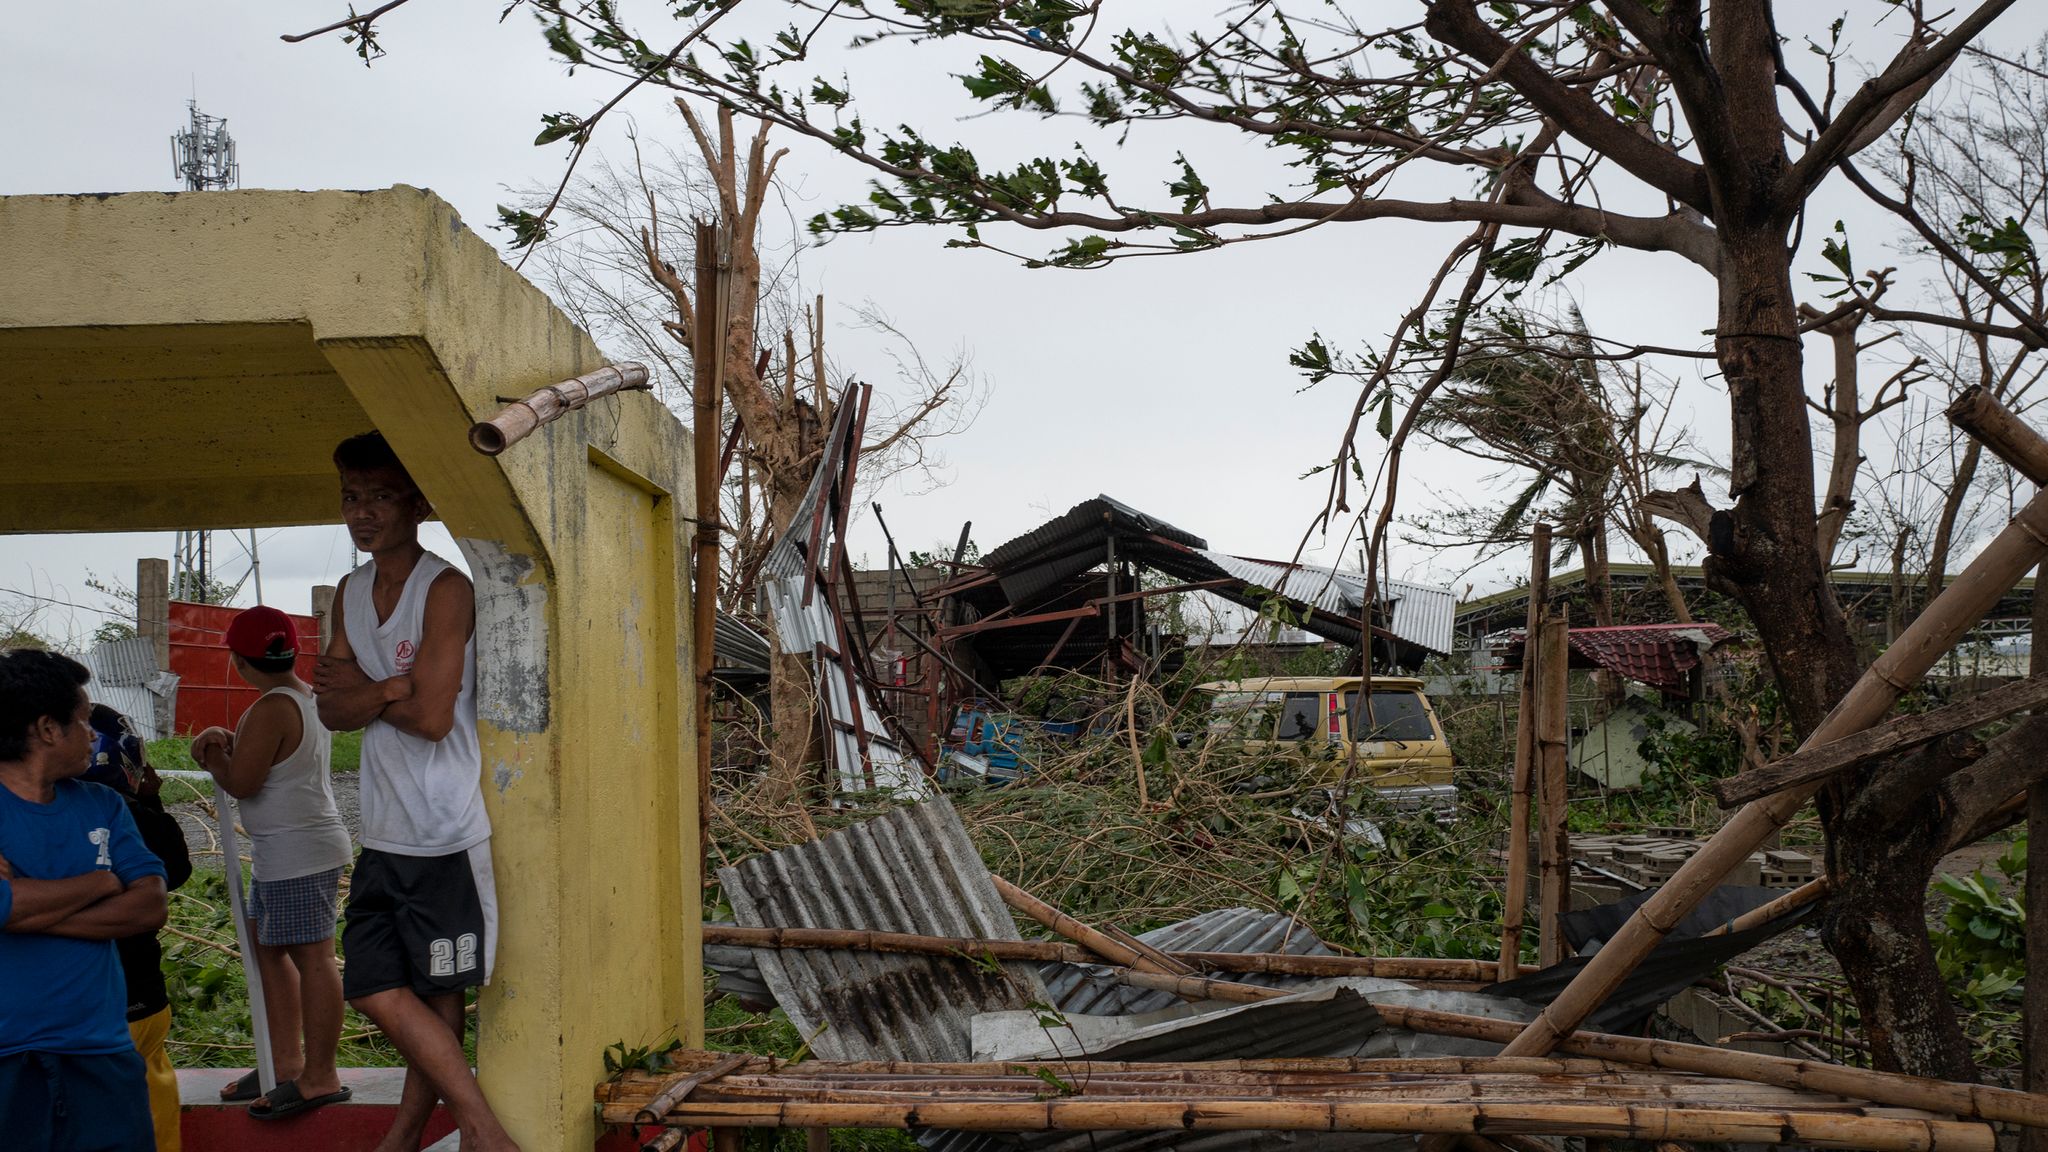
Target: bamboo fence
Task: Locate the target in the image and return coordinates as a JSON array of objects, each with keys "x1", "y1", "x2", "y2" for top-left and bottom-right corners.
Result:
[{"x1": 598, "y1": 1054, "x2": 1995, "y2": 1150}]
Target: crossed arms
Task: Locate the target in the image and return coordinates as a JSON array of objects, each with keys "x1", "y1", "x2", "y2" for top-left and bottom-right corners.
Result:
[
  {"x1": 1, "y1": 854, "x2": 166, "y2": 939},
  {"x1": 314, "y1": 568, "x2": 474, "y2": 741}
]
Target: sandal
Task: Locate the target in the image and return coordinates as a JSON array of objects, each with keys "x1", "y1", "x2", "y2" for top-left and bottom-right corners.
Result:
[
  {"x1": 250, "y1": 1080, "x2": 353, "y2": 1120},
  {"x1": 219, "y1": 1069, "x2": 262, "y2": 1102}
]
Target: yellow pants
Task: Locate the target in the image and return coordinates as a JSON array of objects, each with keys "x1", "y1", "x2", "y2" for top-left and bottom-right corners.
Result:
[{"x1": 128, "y1": 1006, "x2": 180, "y2": 1152}]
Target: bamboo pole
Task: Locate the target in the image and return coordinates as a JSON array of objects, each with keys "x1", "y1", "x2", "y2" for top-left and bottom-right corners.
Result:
[
  {"x1": 620, "y1": 1097, "x2": 1993, "y2": 1150},
  {"x1": 1714, "y1": 674, "x2": 2048, "y2": 806},
  {"x1": 1948, "y1": 386, "x2": 2048, "y2": 1152},
  {"x1": 1500, "y1": 523, "x2": 1551, "y2": 980},
  {"x1": 1373, "y1": 1002, "x2": 2048, "y2": 1129},
  {"x1": 601, "y1": 1045, "x2": 2048, "y2": 1128},
  {"x1": 468, "y1": 362, "x2": 653, "y2": 455},
  {"x1": 1108, "y1": 966, "x2": 1278, "y2": 1004},
  {"x1": 2025, "y1": 538, "x2": 2048, "y2": 1152},
  {"x1": 1701, "y1": 875, "x2": 1831, "y2": 937},
  {"x1": 1495, "y1": 479, "x2": 2048, "y2": 1059},
  {"x1": 1949, "y1": 386, "x2": 2048, "y2": 479},
  {"x1": 700, "y1": 923, "x2": 1499, "y2": 980},
  {"x1": 636, "y1": 1051, "x2": 752, "y2": 1124},
  {"x1": 1537, "y1": 606, "x2": 1570, "y2": 966},
  {"x1": 991, "y1": 874, "x2": 1192, "y2": 978},
  {"x1": 666, "y1": 1077, "x2": 1872, "y2": 1106}
]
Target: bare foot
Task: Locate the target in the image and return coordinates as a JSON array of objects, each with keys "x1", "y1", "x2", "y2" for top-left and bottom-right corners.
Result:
[{"x1": 294, "y1": 1070, "x2": 345, "y2": 1100}]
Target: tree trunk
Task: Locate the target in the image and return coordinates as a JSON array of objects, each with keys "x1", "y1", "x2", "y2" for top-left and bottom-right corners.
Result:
[
  {"x1": 1706, "y1": 228, "x2": 1979, "y2": 1076},
  {"x1": 1708, "y1": 229, "x2": 1861, "y2": 738},
  {"x1": 755, "y1": 466, "x2": 826, "y2": 806},
  {"x1": 1580, "y1": 521, "x2": 1614, "y2": 627},
  {"x1": 1823, "y1": 779, "x2": 1978, "y2": 1080}
]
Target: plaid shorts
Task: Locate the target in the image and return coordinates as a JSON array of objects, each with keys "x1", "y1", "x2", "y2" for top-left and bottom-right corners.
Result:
[{"x1": 247, "y1": 867, "x2": 343, "y2": 947}]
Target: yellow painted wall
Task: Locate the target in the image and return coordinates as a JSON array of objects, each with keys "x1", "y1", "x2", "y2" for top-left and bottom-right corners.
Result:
[{"x1": 0, "y1": 188, "x2": 702, "y2": 1151}]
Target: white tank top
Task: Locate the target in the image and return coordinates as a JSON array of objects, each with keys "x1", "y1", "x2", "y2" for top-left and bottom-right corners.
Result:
[
  {"x1": 235, "y1": 686, "x2": 353, "y2": 881},
  {"x1": 343, "y1": 551, "x2": 491, "y2": 856}
]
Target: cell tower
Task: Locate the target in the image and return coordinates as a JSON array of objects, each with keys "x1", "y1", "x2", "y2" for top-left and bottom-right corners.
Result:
[
  {"x1": 170, "y1": 100, "x2": 238, "y2": 191},
  {"x1": 168, "y1": 99, "x2": 241, "y2": 603}
]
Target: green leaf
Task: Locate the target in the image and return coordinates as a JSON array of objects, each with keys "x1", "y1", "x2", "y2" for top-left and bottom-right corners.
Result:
[
  {"x1": 1376, "y1": 390, "x2": 1395, "y2": 439},
  {"x1": 533, "y1": 111, "x2": 584, "y2": 146}
]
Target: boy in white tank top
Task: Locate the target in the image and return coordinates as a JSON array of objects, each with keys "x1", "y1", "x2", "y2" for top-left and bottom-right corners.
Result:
[
  {"x1": 190, "y1": 604, "x2": 351, "y2": 1119},
  {"x1": 310, "y1": 432, "x2": 517, "y2": 1152}
]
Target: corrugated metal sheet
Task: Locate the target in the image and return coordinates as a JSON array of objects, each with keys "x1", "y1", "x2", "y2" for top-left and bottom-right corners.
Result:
[
  {"x1": 1046, "y1": 907, "x2": 1341, "y2": 1016},
  {"x1": 705, "y1": 906, "x2": 1343, "y2": 1019},
  {"x1": 980, "y1": 495, "x2": 1208, "y2": 608},
  {"x1": 713, "y1": 612, "x2": 771, "y2": 680},
  {"x1": 1499, "y1": 622, "x2": 1734, "y2": 695},
  {"x1": 1193, "y1": 553, "x2": 1455, "y2": 656},
  {"x1": 717, "y1": 794, "x2": 1047, "y2": 1062},
  {"x1": 84, "y1": 637, "x2": 178, "y2": 741},
  {"x1": 975, "y1": 983, "x2": 1398, "y2": 1062},
  {"x1": 756, "y1": 388, "x2": 930, "y2": 800}
]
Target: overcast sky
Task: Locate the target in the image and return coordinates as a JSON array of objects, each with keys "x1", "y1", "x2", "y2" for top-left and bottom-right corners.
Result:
[{"x1": 4, "y1": 1, "x2": 2044, "y2": 647}]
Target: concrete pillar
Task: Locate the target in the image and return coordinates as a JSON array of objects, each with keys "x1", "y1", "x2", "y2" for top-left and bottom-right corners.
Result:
[
  {"x1": 311, "y1": 584, "x2": 336, "y2": 655},
  {"x1": 137, "y1": 557, "x2": 169, "y2": 672}
]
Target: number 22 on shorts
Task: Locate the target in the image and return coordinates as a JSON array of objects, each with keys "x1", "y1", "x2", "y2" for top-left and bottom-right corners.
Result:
[{"x1": 429, "y1": 933, "x2": 479, "y2": 976}]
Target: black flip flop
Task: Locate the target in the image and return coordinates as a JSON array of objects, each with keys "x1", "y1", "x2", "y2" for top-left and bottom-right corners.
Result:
[
  {"x1": 220, "y1": 1069, "x2": 262, "y2": 1102},
  {"x1": 250, "y1": 1080, "x2": 353, "y2": 1120}
]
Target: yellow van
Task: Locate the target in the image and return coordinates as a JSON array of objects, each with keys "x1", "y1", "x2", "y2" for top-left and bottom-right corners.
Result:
[{"x1": 1194, "y1": 675, "x2": 1456, "y2": 809}]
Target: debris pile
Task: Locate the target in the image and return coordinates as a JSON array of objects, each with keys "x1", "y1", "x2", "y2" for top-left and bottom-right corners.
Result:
[{"x1": 617, "y1": 796, "x2": 2007, "y2": 1151}]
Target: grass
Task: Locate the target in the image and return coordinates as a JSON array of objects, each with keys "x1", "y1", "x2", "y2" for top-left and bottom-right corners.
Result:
[
  {"x1": 162, "y1": 864, "x2": 478, "y2": 1071},
  {"x1": 149, "y1": 730, "x2": 362, "y2": 776}
]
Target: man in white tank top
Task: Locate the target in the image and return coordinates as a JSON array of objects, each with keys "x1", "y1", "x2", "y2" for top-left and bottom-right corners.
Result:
[{"x1": 311, "y1": 432, "x2": 517, "y2": 1152}]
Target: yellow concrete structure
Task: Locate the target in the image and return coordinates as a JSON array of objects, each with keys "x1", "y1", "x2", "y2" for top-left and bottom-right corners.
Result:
[{"x1": 0, "y1": 188, "x2": 702, "y2": 1150}]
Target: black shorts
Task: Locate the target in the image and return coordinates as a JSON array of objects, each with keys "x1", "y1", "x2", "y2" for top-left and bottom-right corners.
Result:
[{"x1": 341, "y1": 844, "x2": 498, "y2": 1001}]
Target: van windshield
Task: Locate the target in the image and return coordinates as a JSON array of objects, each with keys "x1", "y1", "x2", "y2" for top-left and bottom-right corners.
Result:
[
  {"x1": 1204, "y1": 690, "x2": 1319, "y2": 741},
  {"x1": 1343, "y1": 690, "x2": 1436, "y2": 742}
]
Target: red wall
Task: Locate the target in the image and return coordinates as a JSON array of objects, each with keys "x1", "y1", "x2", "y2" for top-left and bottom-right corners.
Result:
[{"x1": 168, "y1": 601, "x2": 319, "y2": 736}]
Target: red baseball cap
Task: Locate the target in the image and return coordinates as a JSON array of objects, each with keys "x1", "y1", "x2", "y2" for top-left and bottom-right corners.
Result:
[{"x1": 226, "y1": 605, "x2": 299, "y2": 662}]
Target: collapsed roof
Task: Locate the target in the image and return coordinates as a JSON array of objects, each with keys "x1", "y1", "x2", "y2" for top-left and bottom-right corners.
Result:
[
  {"x1": 941, "y1": 495, "x2": 1456, "y2": 679},
  {"x1": 1499, "y1": 622, "x2": 1736, "y2": 697}
]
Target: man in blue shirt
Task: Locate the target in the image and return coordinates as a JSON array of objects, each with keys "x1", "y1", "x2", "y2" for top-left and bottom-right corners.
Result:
[{"x1": 0, "y1": 648, "x2": 169, "y2": 1151}]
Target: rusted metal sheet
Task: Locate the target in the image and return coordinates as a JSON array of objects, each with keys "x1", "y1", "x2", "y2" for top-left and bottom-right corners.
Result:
[
  {"x1": 717, "y1": 795, "x2": 1046, "y2": 1062},
  {"x1": 757, "y1": 384, "x2": 930, "y2": 799}
]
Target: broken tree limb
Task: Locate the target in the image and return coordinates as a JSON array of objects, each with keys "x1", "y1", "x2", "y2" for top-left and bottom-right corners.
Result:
[
  {"x1": 1639, "y1": 478, "x2": 1717, "y2": 544},
  {"x1": 1373, "y1": 1002, "x2": 2048, "y2": 1130},
  {"x1": 990, "y1": 874, "x2": 1195, "y2": 979},
  {"x1": 1713, "y1": 675, "x2": 2048, "y2": 807},
  {"x1": 468, "y1": 362, "x2": 652, "y2": 455},
  {"x1": 1494, "y1": 469, "x2": 2048, "y2": 1061}
]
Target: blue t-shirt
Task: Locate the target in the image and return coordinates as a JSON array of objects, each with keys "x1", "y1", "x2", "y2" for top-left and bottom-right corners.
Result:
[{"x1": 0, "y1": 779, "x2": 167, "y2": 1056}]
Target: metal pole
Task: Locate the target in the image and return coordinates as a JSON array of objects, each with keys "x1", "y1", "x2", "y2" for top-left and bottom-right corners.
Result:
[
  {"x1": 219, "y1": 790, "x2": 275, "y2": 1093},
  {"x1": 247, "y1": 529, "x2": 263, "y2": 604}
]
